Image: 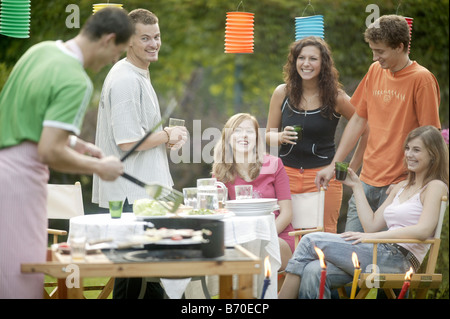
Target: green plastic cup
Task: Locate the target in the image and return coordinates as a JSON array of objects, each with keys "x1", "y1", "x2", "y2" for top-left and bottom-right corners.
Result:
[
  {"x1": 335, "y1": 162, "x2": 349, "y2": 180},
  {"x1": 109, "y1": 200, "x2": 123, "y2": 218},
  {"x1": 293, "y1": 125, "x2": 303, "y2": 141}
]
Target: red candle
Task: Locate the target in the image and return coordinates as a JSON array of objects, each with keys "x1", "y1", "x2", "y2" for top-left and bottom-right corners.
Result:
[
  {"x1": 398, "y1": 267, "x2": 413, "y2": 299},
  {"x1": 314, "y1": 246, "x2": 327, "y2": 299},
  {"x1": 319, "y1": 269, "x2": 326, "y2": 299}
]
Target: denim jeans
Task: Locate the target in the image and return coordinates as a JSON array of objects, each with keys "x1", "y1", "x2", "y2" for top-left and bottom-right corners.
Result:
[
  {"x1": 285, "y1": 232, "x2": 412, "y2": 299},
  {"x1": 345, "y1": 181, "x2": 390, "y2": 232}
]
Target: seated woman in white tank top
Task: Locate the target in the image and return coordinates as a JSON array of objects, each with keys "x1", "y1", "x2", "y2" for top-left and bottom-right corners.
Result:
[{"x1": 278, "y1": 125, "x2": 448, "y2": 299}]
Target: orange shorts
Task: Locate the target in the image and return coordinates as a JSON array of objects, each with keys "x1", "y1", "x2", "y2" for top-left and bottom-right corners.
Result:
[{"x1": 284, "y1": 166, "x2": 342, "y2": 233}]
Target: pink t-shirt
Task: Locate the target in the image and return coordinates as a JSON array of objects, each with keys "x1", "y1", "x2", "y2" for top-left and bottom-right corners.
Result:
[{"x1": 224, "y1": 154, "x2": 295, "y2": 252}]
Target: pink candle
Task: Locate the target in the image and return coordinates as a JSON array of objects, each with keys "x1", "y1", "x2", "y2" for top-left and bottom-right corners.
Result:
[
  {"x1": 314, "y1": 247, "x2": 327, "y2": 299},
  {"x1": 398, "y1": 267, "x2": 413, "y2": 299}
]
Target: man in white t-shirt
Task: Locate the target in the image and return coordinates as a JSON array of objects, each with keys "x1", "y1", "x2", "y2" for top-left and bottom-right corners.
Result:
[
  {"x1": 93, "y1": 9, "x2": 187, "y2": 211},
  {"x1": 92, "y1": 8, "x2": 187, "y2": 299}
]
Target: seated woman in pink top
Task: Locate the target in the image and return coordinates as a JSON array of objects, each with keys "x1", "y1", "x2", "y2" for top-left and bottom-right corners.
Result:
[
  {"x1": 279, "y1": 125, "x2": 448, "y2": 298},
  {"x1": 212, "y1": 113, "x2": 295, "y2": 270}
]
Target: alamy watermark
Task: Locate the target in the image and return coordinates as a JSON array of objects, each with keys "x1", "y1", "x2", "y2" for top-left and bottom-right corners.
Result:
[
  {"x1": 64, "y1": 4, "x2": 380, "y2": 29},
  {"x1": 65, "y1": 4, "x2": 80, "y2": 29}
]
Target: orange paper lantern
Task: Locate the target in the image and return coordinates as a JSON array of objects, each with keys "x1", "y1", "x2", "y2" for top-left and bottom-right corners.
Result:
[{"x1": 225, "y1": 11, "x2": 254, "y2": 54}]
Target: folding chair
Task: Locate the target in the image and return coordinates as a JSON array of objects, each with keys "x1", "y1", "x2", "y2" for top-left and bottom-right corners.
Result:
[
  {"x1": 45, "y1": 182, "x2": 114, "y2": 299},
  {"x1": 278, "y1": 188, "x2": 325, "y2": 290},
  {"x1": 346, "y1": 195, "x2": 448, "y2": 299},
  {"x1": 288, "y1": 187, "x2": 326, "y2": 246},
  {"x1": 47, "y1": 182, "x2": 84, "y2": 244}
]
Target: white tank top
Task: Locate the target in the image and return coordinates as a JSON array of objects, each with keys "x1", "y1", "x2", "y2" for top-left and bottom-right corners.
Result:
[{"x1": 383, "y1": 186, "x2": 430, "y2": 263}]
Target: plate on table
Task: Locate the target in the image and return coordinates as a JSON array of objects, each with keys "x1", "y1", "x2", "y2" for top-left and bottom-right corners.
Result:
[
  {"x1": 225, "y1": 207, "x2": 278, "y2": 216},
  {"x1": 135, "y1": 213, "x2": 176, "y2": 220},
  {"x1": 225, "y1": 198, "x2": 279, "y2": 216},
  {"x1": 128, "y1": 228, "x2": 206, "y2": 246},
  {"x1": 178, "y1": 208, "x2": 235, "y2": 219}
]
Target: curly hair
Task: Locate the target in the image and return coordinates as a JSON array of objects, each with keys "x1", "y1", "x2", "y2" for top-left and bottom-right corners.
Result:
[
  {"x1": 364, "y1": 15, "x2": 410, "y2": 53},
  {"x1": 283, "y1": 36, "x2": 342, "y2": 119}
]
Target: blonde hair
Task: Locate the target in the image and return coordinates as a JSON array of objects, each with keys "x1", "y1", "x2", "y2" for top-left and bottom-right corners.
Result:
[{"x1": 212, "y1": 113, "x2": 265, "y2": 183}]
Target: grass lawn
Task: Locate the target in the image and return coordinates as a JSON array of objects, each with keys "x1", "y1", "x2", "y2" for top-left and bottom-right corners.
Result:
[{"x1": 44, "y1": 275, "x2": 113, "y2": 299}]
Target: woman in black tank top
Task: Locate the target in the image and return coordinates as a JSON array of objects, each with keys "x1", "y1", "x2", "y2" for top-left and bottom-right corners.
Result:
[{"x1": 265, "y1": 37, "x2": 367, "y2": 233}]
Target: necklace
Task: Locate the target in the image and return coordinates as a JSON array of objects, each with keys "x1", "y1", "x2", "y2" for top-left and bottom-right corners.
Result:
[
  {"x1": 394, "y1": 58, "x2": 410, "y2": 73},
  {"x1": 300, "y1": 92, "x2": 319, "y2": 116}
]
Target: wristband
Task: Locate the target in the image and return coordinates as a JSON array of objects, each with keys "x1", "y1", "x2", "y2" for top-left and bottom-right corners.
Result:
[
  {"x1": 163, "y1": 128, "x2": 170, "y2": 143},
  {"x1": 69, "y1": 135, "x2": 77, "y2": 148}
]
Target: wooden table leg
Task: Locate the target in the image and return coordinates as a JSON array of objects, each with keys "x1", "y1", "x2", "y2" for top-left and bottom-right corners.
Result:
[
  {"x1": 57, "y1": 277, "x2": 84, "y2": 299},
  {"x1": 97, "y1": 278, "x2": 115, "y2": 299},
  {"x1": 219, "y1": 275, "x2": 234, "y2": 299},
  {"x1": 237, "y1": 274, "x2": 253, "y2": 299},
  {"x1": 67, "y1": 279, "x2": 84, "y2": 299},
  {"x1": 57, "y1": 279, "x2": 67, "y2": 299}
]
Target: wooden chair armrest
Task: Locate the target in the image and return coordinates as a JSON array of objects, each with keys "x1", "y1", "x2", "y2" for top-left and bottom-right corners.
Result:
[
  {"x1": 47, "y1": 229, "x2": 68, "y2": 236},
  {"x1": 361, "y1": 238, "x2": 435, "y2": 245},
  {"x1": 288, "y1": 227, "x2": 323, "y2": 237}
]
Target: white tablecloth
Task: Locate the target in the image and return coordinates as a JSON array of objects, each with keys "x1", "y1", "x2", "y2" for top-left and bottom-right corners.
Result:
[
  {"x1": 69, "y1": 213, "x2": 146, "y2": 242},
  {"x1": 225, "y1": 214, "x2": 280, "y2": 299},
  {"x1": 69, "y1": 213, "x2": 280, "y2": 299}
]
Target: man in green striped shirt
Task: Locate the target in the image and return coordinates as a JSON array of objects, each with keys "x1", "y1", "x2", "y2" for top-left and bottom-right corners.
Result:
[{"x1": 0, "y1": 8, "x2": 134, "y2": 298}]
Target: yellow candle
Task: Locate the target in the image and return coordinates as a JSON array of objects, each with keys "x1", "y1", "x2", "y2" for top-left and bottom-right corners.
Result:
[
  {"x1": 350, "y1": 252, "x2": 361, "y2": 299},
  {"x1": 350, "y1": 268, "x2": 362, "y2": 299}
]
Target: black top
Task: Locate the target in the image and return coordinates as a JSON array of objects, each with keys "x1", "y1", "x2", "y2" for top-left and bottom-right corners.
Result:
[{"x1": 278, "y1": 97, "x2": 340, "y2": 169}]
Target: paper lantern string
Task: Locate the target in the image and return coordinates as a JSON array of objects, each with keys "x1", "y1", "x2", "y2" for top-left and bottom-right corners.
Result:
[
  {"x1": 236, "y1": 1, "x2": 245, "y2": 12},
  {"x1": 301, "y1": 0, "x2": 316, "y2": 17}
]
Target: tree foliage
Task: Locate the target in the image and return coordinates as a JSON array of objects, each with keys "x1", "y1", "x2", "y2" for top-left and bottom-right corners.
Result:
[{"x1": 1, "y1": 0, "x2": 448, "y2": 298}]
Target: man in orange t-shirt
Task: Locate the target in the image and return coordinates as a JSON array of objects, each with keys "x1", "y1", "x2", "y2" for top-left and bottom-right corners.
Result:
[{"x1": 315, "y1": 15, "x2": 441, "y2": 232}]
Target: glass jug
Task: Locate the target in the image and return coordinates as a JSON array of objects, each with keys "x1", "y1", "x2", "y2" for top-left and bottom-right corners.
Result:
[{"x1": 196, "y1": 178, "x2": 228, "y2": 210}]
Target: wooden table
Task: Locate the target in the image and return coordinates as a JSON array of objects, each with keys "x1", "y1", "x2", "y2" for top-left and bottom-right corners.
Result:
[
  {"x1": 21, "y1": 245, "x2": 261, "y2": 299},
  {"x1": 69, "y1": 212, "x2": 280, "y2": 298}
]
